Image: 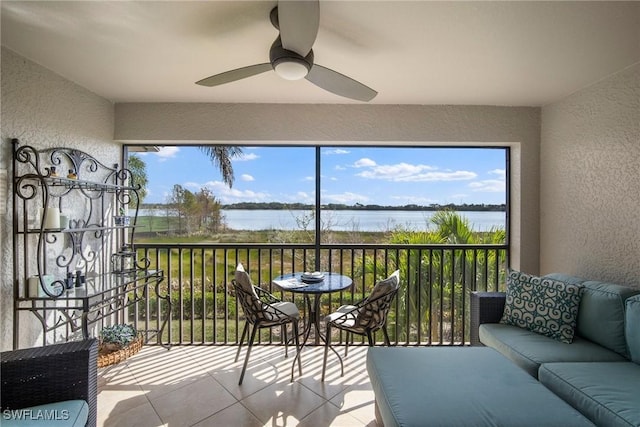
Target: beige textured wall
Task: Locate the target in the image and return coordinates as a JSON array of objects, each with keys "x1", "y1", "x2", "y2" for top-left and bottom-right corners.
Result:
[
  {"x1": 115, "y1": 103, "x2": 541, "y2": 276},
  {"x1": 540, "y1": 63, "x2": 640, "y2": 288},
  {"x1": 0, "y1": 48, "x2": 116, "y2": 350}
]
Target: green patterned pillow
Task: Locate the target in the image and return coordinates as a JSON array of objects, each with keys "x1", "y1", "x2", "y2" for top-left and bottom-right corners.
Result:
[{"x1": 500, "y1": 270, "x2": 583, "y2": 343}]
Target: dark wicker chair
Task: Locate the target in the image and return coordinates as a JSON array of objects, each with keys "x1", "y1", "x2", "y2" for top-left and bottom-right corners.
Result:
[
  {"x1": 322, "y1": 270, "x2": 400, "y2": 381},
  {"x1": 232, "y1": 263, "x2": 301, "y2": 385},
  {"x1": 1, "y1": 339, "x2": 98, "y2": 427}
]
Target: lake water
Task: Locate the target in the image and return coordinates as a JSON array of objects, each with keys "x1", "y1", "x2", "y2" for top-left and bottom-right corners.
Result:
[{"x1": 139, "y1": 209, "x2": 505, "y2": 232}]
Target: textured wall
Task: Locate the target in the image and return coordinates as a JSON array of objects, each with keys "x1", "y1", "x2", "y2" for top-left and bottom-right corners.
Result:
[
  {"x1": 115, "y1": 103, "x2": 541, "y2": 275},
  {"x1": 0, "y1": 47, "x2": 116, "y2": 350},
  {"x1": 541, "y1": 63, "x2": 640, "y2": 287}
]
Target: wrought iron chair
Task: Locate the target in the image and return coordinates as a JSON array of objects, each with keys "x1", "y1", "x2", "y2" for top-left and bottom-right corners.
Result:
[
  {"x1": 322, "y1": 270, "x2": 400, "y2": 381},
  {"x1": 232, "y1": 263, "x2": 302, "y2": 384}
]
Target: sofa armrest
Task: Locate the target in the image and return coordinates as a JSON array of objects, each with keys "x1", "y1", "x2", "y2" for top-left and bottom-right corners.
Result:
[
  {"x1": 1, "y1": 339, "x2": 97, "y2": 427},
  {"x1": 470, "y1": 292, "x2": 506, "y2": 346}
]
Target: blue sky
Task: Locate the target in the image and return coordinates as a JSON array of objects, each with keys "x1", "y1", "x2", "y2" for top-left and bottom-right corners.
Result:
[{"x1": 136, "y1": 146, "x2": 506, "y2": 206}]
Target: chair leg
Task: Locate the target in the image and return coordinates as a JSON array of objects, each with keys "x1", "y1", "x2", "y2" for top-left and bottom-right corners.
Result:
[
  {"x1": 383, "y1": 325, "x2": 391, "y2": 346},
  {"x1": 366, "y1": 330, "x2": 374, "y2": 346},
  {"x1": 290, "y1": 319, "x2": 303, "y2": 382},
  {"x1": 235, "y1": 321, "x2": 249, "y2": 363},
  {"x1": 239, "y1": 323, "x2": 259, "y2": 385},
  {"x1": 293, "y1": 320, "x2": 302, "y2": 377},
  {"x1": 283, "y1": 324, "x2": 288, "y2": 358},
  {"x1": 344, "y1": 331, "x2": 350, "y2": 358},
  {"x1": 322, "y1": 323, "x2": 332, "y2": 381}
]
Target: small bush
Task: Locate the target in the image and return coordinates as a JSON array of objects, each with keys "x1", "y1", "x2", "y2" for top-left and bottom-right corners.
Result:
[{"x1": 100, "y1": 324, "x2": 137, "y2": 346}]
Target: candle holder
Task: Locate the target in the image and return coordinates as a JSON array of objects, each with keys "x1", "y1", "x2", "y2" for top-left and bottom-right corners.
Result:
[{"x1": 110, "y1": 244, "x2": 137, "y2": 274}]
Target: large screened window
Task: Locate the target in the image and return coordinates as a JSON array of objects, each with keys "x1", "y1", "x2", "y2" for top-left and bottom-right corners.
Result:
[{"x1": 128, "y1": 145, "x2": 507, "y2": 244}]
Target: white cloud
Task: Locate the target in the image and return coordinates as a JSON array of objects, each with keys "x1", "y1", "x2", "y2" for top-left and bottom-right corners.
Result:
[
  {"x1": 489, "y1": 169, "x2": 506, "y2": 179},
  {"x1": 353, "y1": 160, "x2": 476, "y2": 182},
  {"x1": 240, "y1": 174, "x2": 254, "y2": 182},
  {"x1": 325, "y1": 148, "x2": 350, "y2": 155},
  {"x1": 154, "y1": 146, "x2": 180, "y2": 162},
  {"x1": 184, "y1": 181, "x2": 200, "y2": 189},
  {"x1": 353, "y1": 158, "x2": 376, "y2": 167},
  {"x1": 178, "y1": 180, "x2": 271, "y2": 204},
  {"x1": 203, "y1": 181, "x2": 270, "y2": 204},
  {"x1": 468, "y1": 169, "x2": 506, "y2": 193},
  {"x1": 283, "y1": 191, "x2": 314, "y2": 203},
  {"x1": 469, "y1": 179, "x2": 505, "y2": 193},
  {"x1": 357, "y1": 164, "x2": 476, "y2": 182},
  {"x1": 322, "y1": 192, "x2": 369, "y2": 204},
  {"x1": 235, "y1": 152, "x2": 259, "y2": 161}
]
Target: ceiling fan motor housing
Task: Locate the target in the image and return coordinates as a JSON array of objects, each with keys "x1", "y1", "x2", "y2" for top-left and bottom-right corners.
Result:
[{"x1": 270, "y1": 36, "x2": 314, "y2": 80}]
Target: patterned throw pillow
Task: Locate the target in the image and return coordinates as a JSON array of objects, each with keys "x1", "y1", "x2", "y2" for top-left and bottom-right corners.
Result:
[{"x1": 500, "y1": 270, "x2": 583, "y2": 343}]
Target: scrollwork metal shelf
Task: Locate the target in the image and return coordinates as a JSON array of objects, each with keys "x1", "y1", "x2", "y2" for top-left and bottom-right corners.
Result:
[{"x1": 11, "y1": 138, "x2": 171, "y2": 349}]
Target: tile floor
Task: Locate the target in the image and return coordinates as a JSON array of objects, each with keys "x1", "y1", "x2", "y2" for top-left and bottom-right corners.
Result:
[{"x1": 97, "y1": 344, "x2": 378, "y2": 427}]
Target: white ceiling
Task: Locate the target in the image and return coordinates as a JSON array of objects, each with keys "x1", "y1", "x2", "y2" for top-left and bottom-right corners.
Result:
[{"x1": 2, "y1": 1, "x2": 639, "y2": 106}]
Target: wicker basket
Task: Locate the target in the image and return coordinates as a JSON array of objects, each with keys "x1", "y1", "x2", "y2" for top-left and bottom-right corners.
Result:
[{"x1": 97, "y1": 333, "x2": 144, "y2": 368}]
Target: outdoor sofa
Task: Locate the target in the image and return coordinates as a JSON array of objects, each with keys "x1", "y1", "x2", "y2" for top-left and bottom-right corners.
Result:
[
  {"x1": 367, "y1": 272, "x2": 640, "y2": 426},
  {"x1": 1, "y1": 339, "x2": 97, "y2": 427}
]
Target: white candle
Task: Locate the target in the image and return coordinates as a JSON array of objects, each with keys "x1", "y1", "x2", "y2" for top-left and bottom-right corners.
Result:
[{"x1": 44, "y1": 207, "x2": 60, "y2": 229}]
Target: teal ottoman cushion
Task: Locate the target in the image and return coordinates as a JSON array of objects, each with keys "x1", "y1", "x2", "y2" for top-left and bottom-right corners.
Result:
[
  {"x1": 479, "y1": 323, "x2": 625, "y2": 378},
  {"x1": 0, "y1": 400, "x2": 88, "y2": 427},
  {"x1": 626, "y1": 294, "x2": 640, "y2": 363},
  {"x1": 367, "y1": 347, "x2": 593, "y2": 427},
  {"x1": 539, "y1": 362, "x2": 640, "y2": 427}
]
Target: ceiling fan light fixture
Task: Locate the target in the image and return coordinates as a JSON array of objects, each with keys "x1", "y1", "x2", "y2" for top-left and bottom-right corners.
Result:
[{"x1": 274, "y1": 59, "x2": 310, "y2": 80}]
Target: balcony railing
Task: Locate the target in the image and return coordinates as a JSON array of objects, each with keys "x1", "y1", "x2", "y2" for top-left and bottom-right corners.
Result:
[{"x1": 129, "y1": 242, "x2": 508, "y2": 347}]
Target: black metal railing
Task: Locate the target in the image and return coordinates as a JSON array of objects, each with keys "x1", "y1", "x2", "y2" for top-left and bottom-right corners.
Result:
[{"x1": 130, "y1": 243, "x2": 508, "y2": 346}]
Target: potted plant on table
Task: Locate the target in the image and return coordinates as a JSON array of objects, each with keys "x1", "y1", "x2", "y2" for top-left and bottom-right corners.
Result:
[{"x1": 97, "y1": 324, "x2": 143, "y2": 367}]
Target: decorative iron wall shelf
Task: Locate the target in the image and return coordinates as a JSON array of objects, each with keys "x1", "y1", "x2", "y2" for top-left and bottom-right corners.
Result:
[{"x1": 11, "y1": 138, "x2": 170, "y2": 349}]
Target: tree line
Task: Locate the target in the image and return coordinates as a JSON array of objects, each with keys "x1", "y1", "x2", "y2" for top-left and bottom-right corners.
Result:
[{"x1": 142, "y1": 201, "x2": 506, "y2": 212}]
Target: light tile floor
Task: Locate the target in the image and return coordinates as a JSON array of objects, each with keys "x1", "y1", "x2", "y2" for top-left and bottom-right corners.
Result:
[{"x1": 97, "y1": 344, "x2": 378, "y2": 427}]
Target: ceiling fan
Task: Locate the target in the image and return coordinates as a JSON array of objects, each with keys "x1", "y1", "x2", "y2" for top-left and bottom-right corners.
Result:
[{"x1": 196, "y1": 0, "x2": 377, "y2": 102}]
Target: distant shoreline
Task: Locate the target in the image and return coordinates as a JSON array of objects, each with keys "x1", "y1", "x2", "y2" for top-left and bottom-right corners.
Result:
[{"x1": 141, "y1": 202, "x2": 506, "y2": 213}]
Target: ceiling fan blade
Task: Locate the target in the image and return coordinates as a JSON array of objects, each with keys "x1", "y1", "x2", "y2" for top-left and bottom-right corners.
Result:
[
  {"x1": 305, "y1": 64, "x2": 377, "y2": 102},
  {"x1": 278, "y1": 0, "x2": 319, "y2": 57},
  {"x1": 196, "y1": 63, "x2": 272, "y2": 87}
]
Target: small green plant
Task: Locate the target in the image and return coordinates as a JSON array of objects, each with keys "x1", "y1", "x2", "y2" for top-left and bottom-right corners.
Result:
[{"x1": 100, "y1": 324, "x2": 137, "y2": 347}]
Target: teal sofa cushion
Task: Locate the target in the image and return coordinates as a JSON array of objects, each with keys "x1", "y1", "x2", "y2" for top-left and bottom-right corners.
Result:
[
  {"x1": 574, "y1": 281, "x2": 640, "y2": 357},
  {"x1": 367, "y1": 347, "x2": 593, "y2": 427},
  {"x1": 0, "y1": 400, "x2": 88, "y2": 427},
  {"x1": 479, "y1": 323, "x2": 626, "y2": 378},
  {"x1": 539, "y1": 362, "x2": 640, "y2": 427},
  {"x1": 501, "y1": 270, "x2": 583, "y2": 343},
  {"x1": 543, "y1": 273, "x2": 587, "y2": 287},
  {"x1": 626, "y1": 294, "x2": 640, "y2": 364}
]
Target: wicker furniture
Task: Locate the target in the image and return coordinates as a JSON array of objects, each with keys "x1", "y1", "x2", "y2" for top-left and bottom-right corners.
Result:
[
  {"x1": 1, "y1": 339, "x2": 98, "y2": 427},
  {"x1": 322, "y1": 270, "x2": 399, "y2": 381},
  {"x1": 232, "y1": 263, "x2": 301, "y2": 385}
]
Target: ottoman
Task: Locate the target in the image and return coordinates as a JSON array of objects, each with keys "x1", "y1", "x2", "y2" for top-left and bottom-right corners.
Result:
[{"x1": 366, "y1": 347, "x2": 594, "y2": 427}]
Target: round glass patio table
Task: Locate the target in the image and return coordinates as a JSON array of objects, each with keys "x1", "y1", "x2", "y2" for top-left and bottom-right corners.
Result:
[{"x1": 272, "y1": 272, "x2": 353, "y2": 380}]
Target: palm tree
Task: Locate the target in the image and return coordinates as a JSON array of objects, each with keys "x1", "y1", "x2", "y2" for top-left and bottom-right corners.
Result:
[
  {"x1": 360, "y1": 210, "x2": 507, "y2": 344},
  {"x1": 198, "y1": 146, "x2": 244, "y2": 187},
  {"x1": 128, "y1": 154, "x2": 148, "y2": 205}
]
